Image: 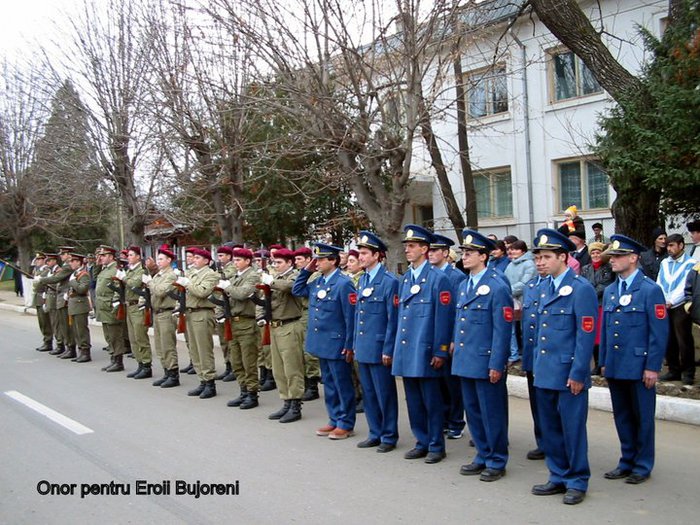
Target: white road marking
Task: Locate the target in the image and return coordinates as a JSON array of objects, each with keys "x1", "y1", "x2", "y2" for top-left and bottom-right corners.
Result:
[{"x1": 4, "y1": 390, "x2": 94, "y2": 435}]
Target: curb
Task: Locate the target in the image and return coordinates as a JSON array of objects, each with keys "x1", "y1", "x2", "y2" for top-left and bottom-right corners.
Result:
[{"x1": 3, "y1": 303, "x2": 699, "y2": 426}]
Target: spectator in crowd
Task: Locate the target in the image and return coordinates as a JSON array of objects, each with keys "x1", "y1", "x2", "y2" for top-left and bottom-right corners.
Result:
[
  {"x1": 504, "y1": 240, "x2": 536, "y2": 364},
  {"x1": 488, "y1": 240, "x2": 510, "y2": 275},
  {"x1": 687, "y1": 220, "x2": 700, "y2": 259},
  {"x1": 558, "y1": 205, "x2": 585, "y2": 237},
  {"x1": 640, "y1": 228, "x2": 667, "y2": 281},
  {"x1": 685, "y1": 259, "x2": 700, "y2": 327},
  {"x1": 587, "y1": 222, "x2": 610, "y2": 245},
  {"x1": 569, "y1": 232, "x2": 592, "y2": 268},
  {"x1": 14, "y1": 258, "x2": 23, "y2": 297},
  {"x1": 581, "y1": 242, "x2": 615, "y2": 375},
  {"x1": 486, "y1": 234, "x2": 498, "y2": 242},
  {"x1": 657, "y1": 234, "x2": 697, "y2": 384},
  {"x1": 503, "y1": 235, "x2": 519, "y2": 250}
]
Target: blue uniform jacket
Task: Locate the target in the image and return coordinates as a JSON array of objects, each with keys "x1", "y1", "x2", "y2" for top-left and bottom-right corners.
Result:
[
  {"x1": 599, "y1": 273, "x2": 669, "y2": 379},
  {"x1": 442, "y1": 264, "x2": 468, "y2": 292},
  {"x1": 293, "y1": 268, "x2": 356, "y2": 359},
  {"x1": 521, "y1": 277, "x2": 545, "y2": 373},
  {"x1": 353, "y1": 265, "x2": 400, "y2": 363},
  {"x1": 391, "y1": 264, "x2": 454, "y2": 378},
  {"x1": 533, "y1": 271, "x2": 597, "y2": 390},
  {"x1": 452, "y1": 271, "x2": 514, "y2": 378}
]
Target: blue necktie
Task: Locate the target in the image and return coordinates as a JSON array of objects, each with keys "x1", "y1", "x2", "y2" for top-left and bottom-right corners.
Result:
[
  {"x1": 466, "y1": 278, "x2": 474, "y2": 296},
  {"x1": 620, "y1": 280, "x2": 627, "y2": 296}
]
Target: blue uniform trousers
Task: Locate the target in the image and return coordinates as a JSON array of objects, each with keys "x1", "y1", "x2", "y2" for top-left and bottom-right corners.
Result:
[
  {"x1": 320, "y1": 358, "x2": 356, "y2": 431},
  {"x1": 358, "y1": 362, "x2": 399, "y2": 445},
  {"x1": 440, "y1": 358, "x2": 465, "y2": 432},
  {"x1": 460, "y1": 377, "x2": 509, "y2": 470},
  {"x1": 403, "y1": 377, "x2": 445, "y2": 453},
  {"x1": 526, "y1": 371, "x2": 543, "y2": 449},
  {"x1": 608, "y1": 379, "x2": 656, "y2": 477},
  {"x1": 536, "y1": 387, "x2": 590, "y2": 491}
]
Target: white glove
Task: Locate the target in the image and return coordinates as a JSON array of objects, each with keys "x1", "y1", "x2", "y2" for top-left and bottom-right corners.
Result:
[
  {"x1": 218, "y1": 279, "x2": 231, "y2": 290},
  {"x1": 141, "y1": 274, "x2": 152, "y2": 285},
  {"x1": 261, "y1": 273, "x2": 274, "y2": 285},
  {"x1": 176, "y1": 276, "x2": 190, "y2": 287},
  {"x1": 112, "y1": 301, "x2": 121, "y2": 308},
  {"x1": 256, "y1": 319, "x2": 267, "y2": 327},
  {"x1": 34, "y1": 276, "x2": 43, "y2": 283},
  {"x1": 173, "y1": 268, "x2": 182, "y2": 276},
  {"x1": 69, "y1": 273, "x2": 76, "y2": 281},
  {"x1": 63, "y1": 293, "x2": 69, "y2": 301},
  {"x1": 115, "y1": 269, "x2": 126, "y2": 281}
]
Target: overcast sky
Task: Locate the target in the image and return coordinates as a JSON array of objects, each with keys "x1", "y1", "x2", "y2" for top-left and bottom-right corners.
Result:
[{"x1": 0, "y1": 0, "x2": 75, "y2": 60}]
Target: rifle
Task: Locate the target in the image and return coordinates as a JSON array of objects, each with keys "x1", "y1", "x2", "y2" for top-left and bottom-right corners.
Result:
[
  {"x1": 0, "y1": 257, "x2": 34, "y2": 279},
  {"x1": 131, "y1": 284, "x2": 153, "y2": 328},
  {"x1": 171, "y1": 283, "x2": 187, "y2": 334},
  {"x1": 107, "y1": 278, "x2": 126, "y2": 321},
  {"x1": 209, "y1": 287, "x2": 233, "y2": 342},
  {"x1": 252, "y1": 283, "x2": 272, "y2": 346}
]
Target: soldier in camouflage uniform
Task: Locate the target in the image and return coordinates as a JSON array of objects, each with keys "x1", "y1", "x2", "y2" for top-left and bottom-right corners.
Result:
[
  {"x1": 39, "y1": 246, "x2": 75, "y2": 359},
  {"x1": 214, "y1": 246, "x2": 237, "y2": 382},
  {"x1": 95, "y1": 247, "x2": 127, "y2": 372},
  {"x1": 32, "y1": 252, "x2": 54, "y2": 352},
  {"x1": 67, "y1": 254, "x2": 92, "y2": 363},
  {"x1": 294, "y1": 247, "x2": 322, "y2": 401}
]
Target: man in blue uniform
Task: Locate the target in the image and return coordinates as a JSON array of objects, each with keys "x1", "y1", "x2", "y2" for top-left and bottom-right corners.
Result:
[
  {"x1": 600, "y1": 235, "x2": 670, "y2": 484},
  {"x1": 429, "y1": 233, "x2": 467, "y2": 441},
  {"x1": 530, "y1": 228, "x2": 597, "y2": 505},
  {"x1": 392, "y1": 224, "x2": 453, "y2": 464},
  {"x1": 520, "y1": 252, "x2": 548, "y2": 460},
  {"x1": 353, "y1": 231, "x2": 400, "y2": 453},
  {"x1": 293, "y1": 243, "x2": 357, "y2": 440},
  {"x1": 452, "y1": 229, "x2": 513, "y2": 482}
]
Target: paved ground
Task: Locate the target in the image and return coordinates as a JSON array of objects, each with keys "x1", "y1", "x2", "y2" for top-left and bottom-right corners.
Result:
[{"x1": 1, "y1": 309, "x2": 699, "y2": 524}]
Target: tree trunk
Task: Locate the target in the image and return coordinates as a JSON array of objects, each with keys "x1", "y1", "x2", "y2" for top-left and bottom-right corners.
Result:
[
  {"x1": 610, "y1": 180, "x2": 661, "y2": 246},
  {"x1": 15, "y1": 228, "x2": 33, "y2": 272}
]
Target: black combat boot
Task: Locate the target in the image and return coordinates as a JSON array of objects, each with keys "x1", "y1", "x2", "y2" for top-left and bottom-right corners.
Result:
[
  {"x1": 105, "y1": 354, "x2": 125, "y2": 372},
  {"x1": 260, "y1": 368, "x2": 276, "y2": 391},
  {"x1": 74, "y1": 348, "x2": 92, "y2": 363},
  {"x1": 279, "y1": 399, "x2": 302, "y2": 423},
  {"x1": 36, "y1": 342, "x2": 52, "y2": 352},
  {"x1": 227, "y1": 386, "x2": 248, "y2": 407},
  {"x1": 268, "y1": 400, "x2": 291, "y2": 420},
  {"x1": 60, "y1": 345, "x2": 77, "y2": 359},
  {"x1": 50, "y1": 343, "x2": 65, "y2": 356},
  {"x1": 240, "y1": 391, "x2": 259, "y2": 410},
  {"x1": 127, "y1": 363, "x2": 143, "y2": 378},
  {"x1": 302, "y1": 376, "x2": 320, "y2": 401},
  {"x1": 199, "y1": 380, "x2": 217, "y2": 399},
  {"x1": 222, "y1": 365, "x2": 236, "y2": 382},
  {"x1": 160, "y1": 369, "x2": 180, "y2": 388},
  {"x1": 153, "y1": 369, "x2": 169, "y2": 386},
  {"x1": 259, "y1": 366, "x2": 267, "y2": 387},
  {"x1": 188, "y1": 382, "x2": 206, "y2": 396},
  {"x1": 101, "y1": 355, "x2": 115, "y2": 371},
  {"x1": 133, "y1": 363, "x2": 153, "y2": 379},
  {"x1": 216, "y1": 362, "x2": 232, "y2": 381},
  {"x1": 180, "y1": 361, "x2": 194, "y2": 374}
]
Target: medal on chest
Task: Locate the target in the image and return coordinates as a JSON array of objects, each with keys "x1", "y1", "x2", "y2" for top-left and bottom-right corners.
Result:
[
  {"x1": 619, "y1": 294, "x2": 632, "y2": 306},
  {"x1": 362, "y1": 287, "x2": 373, "y2": 298},
  {"x1": 559, "y1": 285, "x2": 573, "y2": 297}
]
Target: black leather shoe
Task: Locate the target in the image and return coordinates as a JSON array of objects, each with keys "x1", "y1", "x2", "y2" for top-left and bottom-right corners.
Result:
[
  {"x1": 357, "y1": 438, "x2": 380, "y2": 449},
  {"x1": 424, "y1": 451, "x2": 446, "y2": 464},
  {"x1": 563, "y1": 489, "x2": 586, "y2": 505},
  {"x1": 133, "y1": 365, "x2": 152, "y2": 380},
  {"x1": 403, "y1": 448, "x2": 428, "y2": 460},
  {"x1": 268, "y1": 400, "x2": 291, "y2": 420},
  {"x1": 199, "y1": 381, "x2": 216, "y2": 399},
  {"x1": 526, "y1": 448, "x2": 545, "y2": 460},
  {"x1": 227, "y1": 389, "x2": 248, "y2": 408},
  {"x1": 659, "y1": 372, "x2": 681, "y2": 381},
  {"x1": 604, "y1": 468, "x2": 631, "y2": 480},
  {"x1": 459, "y1": 462, "x2": 485, "y2": 476},
  {"x1": 377, "y1": 443, "x2": 396, "y2": 453},
  {"x1": 480, "y1": 468, "x2": 506, "y2": 482},
  {"x1": 531, "y1": 482, "x2": 566, "y2": 496},
  {"x1": 625, "y1": 473, "x2": 649, "y2": 485},
  {"x1": 188, "y1": 382, "x2": 206, "y2": 397},
  {"x1": 468, "y1": 439, "x2": 475, "y2": 447},
  {"x1": 239, "y1": 392, "x2": 259, "y2": 409}
]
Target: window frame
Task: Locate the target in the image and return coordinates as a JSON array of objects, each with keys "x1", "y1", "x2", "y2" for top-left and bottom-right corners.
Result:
[
  {"x1": 463, "y1": 63, "x2": 509, "y2": 120},
  {"x1": 554, "y1": 157, "x2": 610, "y2": 212},
  {"x1": 473, "y1": 167, "x2": 513, "y2": 220},
  {"x1": 547, "y1": 47, "x2": 603, "y2": 103}
]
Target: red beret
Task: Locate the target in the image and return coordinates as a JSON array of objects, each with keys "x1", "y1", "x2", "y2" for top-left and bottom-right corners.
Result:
[
  {"x1": 232, "y1": 248, "x2": 254, "y2": 259},
  {"x1": 185, "y1": 246, "x2": 198, "y2": 254},
  {"x1": 269, "y1": 244, "x2": 286, "y2": 251},
  {"x1": 347, "y1": 249, "x2": 359, "y2": 258},
  {"x1": 217, "y1": 246, "x2": 234, "y2": 256},
  {"x1": 127, "y1": 246, "x2": 141, "y2": 256},
  {"x1": 294, "y1": 247, "x2": 312, "y2": 257},
  {"x1": 273, "y1": 248, "x2": 295, "y2": 261},
  {"x1": 158, "y1": 244, "x2": 176, "y2": 260},
  {"x1": 191, "y1": 247, "x2": 212, "y2": 261}
]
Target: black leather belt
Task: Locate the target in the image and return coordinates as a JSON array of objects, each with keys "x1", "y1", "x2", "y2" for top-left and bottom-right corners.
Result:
[
  {"x1": 270, "y1": 317, "x2": 300, "y2": 328},
  {"x1": 155, "y1": 307, "x2": 174, "y2": 314},
  {"x1": 232, "y1": 316, "x2": 255, "y2": 322},
  {"x1": 186, "y1": 307, "x2": 210, "y2": 313},
  {"x1": 128, "y1": 300, "x2": 139, "y2": 306}
]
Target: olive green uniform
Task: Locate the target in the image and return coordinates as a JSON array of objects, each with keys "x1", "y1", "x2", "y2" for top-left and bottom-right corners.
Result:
[
  {"x1": 256, "y1": 268, "x2": 273, "y2": 370},
  {"x1": 124, "y1": 264, "x2": 152, "y2": 365},
  {"x1": 95, "y1": 261, "x2": 126, "y2": 356},
  {"x1": 42, "y1": 262, "x2": 74, "y2": 348},
  {"x1": 222, "y1": 267, "x2": 261, "y2": 392},
  {"x1": 33, "y1": 265, "x2": 54, "y2": 346},
  {"x1": 67, "y1": 267, "x2": 92, "y2": 351},
  {"x1": 185, "y1": 266, "x2": 219, "y2": 382},
  {"x1": 269, "y1": 267, "x2": 305, "y2": 400},
  {"x1": 148, "y1": 267, "x2": 178, "y2": 371},
  {"x1": 214, "y1": 262, "x2": 237, "y2": 368}
]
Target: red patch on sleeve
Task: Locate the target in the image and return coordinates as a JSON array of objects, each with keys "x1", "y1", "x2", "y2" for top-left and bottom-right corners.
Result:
[
  {"x1": 581, "y1": 316, "x2": 595, "y2": 333},
  {"x1": 348, "y1": 293, "x2": 357, "y2": 305},
  {"x1": 655, "y1": 304, "x2": 667, "y2": 319},
  {"x1": 440, "y1": 291, "x2": 451, "y2": 305},
  {"x1": 393, "y1": 294, "x2": 399, "y2": 307},
  {"x1": 503, "y1": 307, "x2": 514, "y2": 322}
]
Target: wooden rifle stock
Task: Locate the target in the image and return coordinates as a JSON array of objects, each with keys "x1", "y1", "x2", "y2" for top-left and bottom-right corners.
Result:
[
  {"x1": 224, "y1": 318, "x2": 233, "y2": 342},
  {"x1": 144, "y1": 307, "x2": 152, "y2": 328},
  {"x1": 116, "y1": 303, "x2": 126, "y2": 321},
  {"x1": 261, "y1": 323, "x2": 271, "y2": 346},
  {"x1": 256, "y1": 283, "x2": 272, "y2": 346},
  {"x1": 173, "y1": 283, "x2": 187, "y2": 334}
]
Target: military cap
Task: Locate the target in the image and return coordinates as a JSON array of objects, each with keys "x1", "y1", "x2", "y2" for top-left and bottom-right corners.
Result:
[
  {"x1": 294, "y1": 247, "x2": 313, "y2": 258},
  {"x1": 158, "y1": 244, "x2": 176, "y2": 259},
  {"x1": 57, "y1": 245, "x2": 75, "y2": 254},
  {"x1": 35, "y1": 252, "x2": 46, "y2": 259},
  {"x1": 69, "y1": 253, "x2": 86, "y2": 262},
  {"x1": 126, "y1": 246, "x2": 141, "y2": 256},
  {"x1": 402, "y1": 224, "x2": 434, "y2": 244},
  {"x1": 357, "y1": 230, "x2": 387, "y2": 252},
  {"x1": 532, "y1": 228, "x2": 576, "y2": 253},
  {"x1": 605, "y1": 234, "x2": 646, "y2": 255},
  {"x1": 461, "y1": 229, "x2": 496, "y2": 252},
  {"x1": 217, "y1": 245, "x2": 234, "y2": 256},
  {"x1": 269, "y1": 244, "x2": 286, "y2": 251},
  {"x1": 232, "y1": 248, "x2": 254, "y2": 260},
  {"x1": 45, "y1": 253, "x2": 59, "y2": 261},
  {"x1": 97, "y1": 246, "x2": 116, "y2": 256},
  {"x1": 189, "y1": 247, "x2": 212, "y2": 261},
  {"x1": 347, "y1": 249, "x2": 359, "y2": 258},
  {"x1": 312, "y1": 243, "x2": 343, "y2": 259},
  {"x1": 273, "y1": 248, "x2": 295, "y2": 261},
  {"x1": 430, "y1": 233, "x2": 455, "y2": 250},
  {"x1": 254, "y1": 249, "x2": 270, "y2": 258}
]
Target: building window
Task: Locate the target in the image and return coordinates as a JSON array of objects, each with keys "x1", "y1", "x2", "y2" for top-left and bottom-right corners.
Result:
[
  {"x1": 557, "y1": 159, "x2": 609, "y2": 211},
  {"x1": 464, "y1": 65, "x2": 508, "y2": 118},
  {"x1": 413, "y1": 204, "x2": 434, "y2": 229},
  {"x1": 549, "y1": 50, "x2": 602, "y2": 101},
  {"x1": 474, "y1": 170, "x2": 513, "y2": 219}
]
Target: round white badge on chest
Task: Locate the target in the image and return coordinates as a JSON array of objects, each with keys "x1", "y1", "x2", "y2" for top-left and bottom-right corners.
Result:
[
  {"x1": 317, "y1": 289, "x2": 327, "y2": 299},
  {"x1": 559, "y1": 285, "x2": 573, "y2": 296},
  {"x1": 362, "y1": 287, "x2": 373, "y2": 297},
  {"x1": 477, "y1": 285, "x2": 490, "y2": 296},
  {"x1": 410, "y1": 284, "x2": 421, "y2": 295},
  {"x1": 619, "y1": 294, "x2": 632, "y2": 306}
]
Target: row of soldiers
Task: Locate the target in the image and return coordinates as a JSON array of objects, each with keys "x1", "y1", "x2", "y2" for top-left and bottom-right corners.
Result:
[{"x1": 30, "y1": 224, "x2": 669, "y2": 505}]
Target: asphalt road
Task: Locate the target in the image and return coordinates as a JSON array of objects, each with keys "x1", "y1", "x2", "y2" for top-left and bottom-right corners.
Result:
[{"x1": 1, "y1": 310, "x2": 698, "y2": 524}]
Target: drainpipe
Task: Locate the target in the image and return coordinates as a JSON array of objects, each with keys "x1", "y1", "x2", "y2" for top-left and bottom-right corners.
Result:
[{"x1": 509, "y1": 28, "x2": 535, "y2": 241}]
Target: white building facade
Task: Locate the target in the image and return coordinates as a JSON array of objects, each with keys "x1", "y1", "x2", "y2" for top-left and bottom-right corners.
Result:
[{"x1": 406, "y1": 0, "x2": 669, "y2": 243}]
